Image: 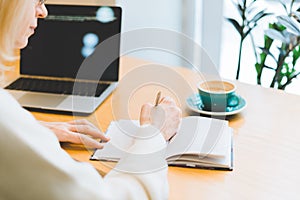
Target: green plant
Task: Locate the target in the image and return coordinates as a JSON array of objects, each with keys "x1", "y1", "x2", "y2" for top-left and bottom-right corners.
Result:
[
  {"x1": 255, "y1": 0, "x2": 300, "y2": 89},
  {"x1": 226, "y1": 0, "x2": 271, "y2": 80}
]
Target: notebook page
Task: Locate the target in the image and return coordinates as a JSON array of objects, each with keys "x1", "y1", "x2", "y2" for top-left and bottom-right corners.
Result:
[{"x1": 166, "y1": 116, "x2": 230, "y2": 158}]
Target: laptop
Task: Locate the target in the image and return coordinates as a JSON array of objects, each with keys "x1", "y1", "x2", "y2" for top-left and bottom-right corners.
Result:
[{"x1": 5, "y1": 4, "x2": 122, "y2": 115}]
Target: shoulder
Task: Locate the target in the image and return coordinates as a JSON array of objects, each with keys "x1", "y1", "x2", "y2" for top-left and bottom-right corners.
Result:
[
  {"x1": 0, "y1": 88, "x2": 57, "y2": 143},
  {"x1": 0, "y1": 88, "x2": 26, "y2": 114},
  {"x1": 0, "y1": 88, "x2": 35, "y2": 122}
]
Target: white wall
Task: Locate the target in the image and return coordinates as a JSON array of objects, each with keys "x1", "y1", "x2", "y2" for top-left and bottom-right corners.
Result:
[
  {"x1": 116, "y1": 0, "x2": 184, "y2": 67},
  {"x1": 115, "y1": 0, "x2": 224, "y2": 73},
  {"x1": 201, "y1": 0, "x2": 224, "y2": 67},
  {"x1": 195, "y1": 0, "x2": 224, "y2": 74}
]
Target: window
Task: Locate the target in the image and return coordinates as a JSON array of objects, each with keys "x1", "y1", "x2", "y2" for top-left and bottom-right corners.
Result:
[{"x1": 220, "y1": 0, "x2": 300, "y2": 95}]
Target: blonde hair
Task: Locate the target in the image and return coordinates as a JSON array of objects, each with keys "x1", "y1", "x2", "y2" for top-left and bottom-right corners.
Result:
[{"x1": 0, "y1": 0, "x2": 28, "y2": 65}]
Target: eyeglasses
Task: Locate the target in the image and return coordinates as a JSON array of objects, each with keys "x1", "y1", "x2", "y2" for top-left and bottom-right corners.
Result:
[{"x1": 36, "y1": 0, "x2": 46, "y2": 5}]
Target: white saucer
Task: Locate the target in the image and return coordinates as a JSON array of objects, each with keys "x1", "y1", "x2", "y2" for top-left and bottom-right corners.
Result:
[{"x1": 186, "y1": 93, "x2": 247, "y2": 116}]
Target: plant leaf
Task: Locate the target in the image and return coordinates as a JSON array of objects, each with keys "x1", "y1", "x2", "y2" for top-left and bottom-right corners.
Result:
[
  {"x1": 237, "y1": 5, "x2": 244, "y2": 17},
  {"x1": 247, "y1": 5, "x2": 257, "y2": 14},
  {"x1": 249, "y1": 10, "x2": 272, "y2": 24},
  {"x1": 269, "y1": 22, "x2": 286, "y2": 32},
  {"x1": 248, "y1": 0, "x2": 258, "y2": 11},
  {"x1": 255, "y1": 63, "x2": 262, "y2": 74},
  {"x1": 292, "y1": 46, "x2": 300, "y2": 66},
  {"x1": 277, "y1": 15, "x2": 300, "y2": 35},
  {"x1": 288, "y1": 68, "x2": 297, "y2": 77},
  {"x1": 265, "y1": 29, "x2": 289, "y2": 43},
  {"x1": 226, "y1": 18, "x2": 243, "y2": 35},
  {"x1": 264, "y1": 34, "x2": 274, "y2": 49},
  {"x1": 264, "y1": 65, "x2": 276, "y2": 70},
  {"x1": 244, "y1": 23, "x2": 258, "y2": 37},
  {"x1": 247, "y1": 0, "x2": 260, "y2": 15},
  {"x1": 278, "y1": 0, "x2": 288, "y2": 13},
  {"x1": 259, "y1": 50, "x2": 268, "y2": 62},
  {"x1": 290, "y1": 70, "x2": 300, "y2": 79},
  {"x1": 291, "y1": 11, "x2": 300, "y2": 22},
  {"x1": 233, "y1": 0, "x2": 244, "y2": 17},
  {"x1": 259, "y1": 47, "x2": 277, "y2": 61}
]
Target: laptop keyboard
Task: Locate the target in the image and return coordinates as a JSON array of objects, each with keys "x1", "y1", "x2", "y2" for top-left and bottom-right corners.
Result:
[{"x1": 5, "y1": 78, "x2": 110, "y2": 97}]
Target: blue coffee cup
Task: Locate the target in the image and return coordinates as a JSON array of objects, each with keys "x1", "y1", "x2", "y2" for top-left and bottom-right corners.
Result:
[{"x1": 198, "y1": 80, "x2": 239, "y2": 112}]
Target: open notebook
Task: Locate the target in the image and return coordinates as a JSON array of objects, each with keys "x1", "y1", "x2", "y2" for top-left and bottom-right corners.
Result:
[{"x1": 91, "y1": 116, "x2": 233, "y2": 171}]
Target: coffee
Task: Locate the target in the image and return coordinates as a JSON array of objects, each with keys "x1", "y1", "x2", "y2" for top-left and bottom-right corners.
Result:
[{"x1": 199, "y1": 81, "x2": 235, "y2": 93}]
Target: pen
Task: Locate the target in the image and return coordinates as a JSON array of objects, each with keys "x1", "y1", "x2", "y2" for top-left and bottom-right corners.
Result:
[{"x1": 154, "y1": 91, "x2": 161, "y2": 106}]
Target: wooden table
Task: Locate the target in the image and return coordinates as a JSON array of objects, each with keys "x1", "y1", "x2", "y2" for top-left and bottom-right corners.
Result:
[{"x1": 5, "y1": 56, "x2": 300, "y2": 199}]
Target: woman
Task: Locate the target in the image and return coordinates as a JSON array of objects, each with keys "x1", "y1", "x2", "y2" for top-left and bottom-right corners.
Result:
[
  {"x1": 0, "y1": 0, "x2": 181, "y2": 199},
  {"x1": 0, "y1": 0, "x2": 109, "y2": 149}
]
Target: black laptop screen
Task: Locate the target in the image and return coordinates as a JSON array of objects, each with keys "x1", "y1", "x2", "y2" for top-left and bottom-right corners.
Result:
[{"x1": 21, "y1": 5, "x2": 122, "y2": 81}]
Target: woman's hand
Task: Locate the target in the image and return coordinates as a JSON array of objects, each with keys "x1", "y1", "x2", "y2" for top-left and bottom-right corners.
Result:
[
  {"x1": 140, "y1": 96, "x2": 182, "y2": 141},
  {"x1": 40, "y1": 119, "x2": 109, "y2": 149}
]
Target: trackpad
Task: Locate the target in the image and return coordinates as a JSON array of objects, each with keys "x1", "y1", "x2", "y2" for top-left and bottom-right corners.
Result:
[{"x1": 18, "y1": 93, "x2": 66, "y2": 108}]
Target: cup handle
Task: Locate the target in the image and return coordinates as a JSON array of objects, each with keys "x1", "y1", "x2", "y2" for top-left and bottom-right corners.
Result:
[{"x1": 227, "y1": 94, "x2": 239, "y2": 107}]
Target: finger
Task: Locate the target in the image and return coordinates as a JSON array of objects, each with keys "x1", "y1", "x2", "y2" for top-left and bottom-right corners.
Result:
[
  {"x1": 68, "y1": 120, "x2": 107, "y2": 140},
  {"x1": 159, "y1": 96, "x2": 176, "y2": 106},
  {"x1": 169, "y1": 107, "x2": 182, "y2": 136},
  {"x1": 175, "y1": 106, "x2": 182, "y2": 118},
  {"x1": 68, "y1": 119, "x2": 98, "y2": 129},
  {"x1": 140, "y1": 103, "x2": 153, "y2": 125},
  {"x1": 69, "y1": 125, "x2": 109, "y2": 142},
  {"x1": 70, "y1": 132, "x2": 105, "y2": 149}
]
